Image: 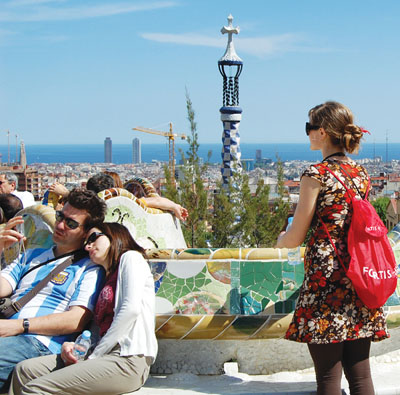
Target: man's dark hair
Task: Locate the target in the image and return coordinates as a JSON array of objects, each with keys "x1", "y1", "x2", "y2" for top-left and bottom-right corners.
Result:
[
  {"x1": 86, "y1": 173, "x2": 114, "y2": 194},
  {"x1": 0, "y1": 194, "x2": 23, "y2": 223},
  {"x1": 66, "y1": 187, "x2": 107, "y2": 231}
]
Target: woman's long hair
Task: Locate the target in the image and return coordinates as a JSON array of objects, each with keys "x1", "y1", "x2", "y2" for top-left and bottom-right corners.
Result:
[{"x1": 95, "y1": 222, "x2": 147, "y2": 275}]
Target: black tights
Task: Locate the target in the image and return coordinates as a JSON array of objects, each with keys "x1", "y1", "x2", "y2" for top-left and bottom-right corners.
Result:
[{"x1": 308, "y1": 338, "x2": 374, "y2": 395}]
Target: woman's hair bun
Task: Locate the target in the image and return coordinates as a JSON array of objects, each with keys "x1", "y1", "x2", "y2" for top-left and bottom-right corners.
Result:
[{"x1": 342, "y1": 124, "x2": 363, "y2": 154}]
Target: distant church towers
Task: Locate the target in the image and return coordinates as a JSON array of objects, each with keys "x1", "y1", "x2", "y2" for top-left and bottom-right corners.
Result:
[
  {"x1": 218, "y1": 14, "x2": 243, "y2": 187},
  {"x1": 132, "y1": 138, "x2": 141, "y2": 164},
  {"x1": 104, "y1": 137, "x2": 112, "y2": 163}
]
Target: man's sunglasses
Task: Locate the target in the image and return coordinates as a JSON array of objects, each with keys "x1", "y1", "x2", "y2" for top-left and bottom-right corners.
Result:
[
  {"x1": 305, "y1": 122, "x2": 321, "y2": 136},
  {"x1": 55, "y1": 211, "x2": 83, "y2": 230},
  {"x1": 85, "y1": 232, "x2": 105, "y2": 246}
]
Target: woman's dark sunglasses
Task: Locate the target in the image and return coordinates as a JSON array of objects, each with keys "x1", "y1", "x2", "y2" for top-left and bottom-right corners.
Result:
[
  {"x1": 305, "y1": 122, "x2": 321, "y2": 136},
  {"x1": 55, "y1": 210, "x2": 82, "y2": 230},
  {"x1": 85, "y1": 232, "x2": 105, "y2": 246}
]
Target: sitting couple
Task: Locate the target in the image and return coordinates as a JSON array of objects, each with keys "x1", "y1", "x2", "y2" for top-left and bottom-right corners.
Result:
[{"x1": 0, "y1": 188, "x2": 157, "y2": 394}]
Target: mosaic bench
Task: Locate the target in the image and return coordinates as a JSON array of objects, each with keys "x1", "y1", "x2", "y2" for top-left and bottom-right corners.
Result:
[
  {"x1": 147, "y1": 247, "x2": 400, "y2": 375},
  {"x1": 4, "y1": 201, "x2": 400, "y2": 375}
]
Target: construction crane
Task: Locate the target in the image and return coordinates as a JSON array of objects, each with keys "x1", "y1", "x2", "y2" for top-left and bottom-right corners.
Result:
[{"x1": 132, "y1": 123, "x2": 187, "y2": 182}]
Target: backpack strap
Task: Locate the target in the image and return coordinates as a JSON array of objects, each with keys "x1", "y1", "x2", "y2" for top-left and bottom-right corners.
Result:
[
  {"x1": 314, "y1": 163, "x2": 369, "y2": 273},
  {"x1": 316, "y1": 211, "x2": 347, "y2": 272},
  {"x1": 319, "y1": 163, "x2": 370, "y2": 201},
  {"x1": 319, "y1": 164, "x2": 354, "y2": 197}
]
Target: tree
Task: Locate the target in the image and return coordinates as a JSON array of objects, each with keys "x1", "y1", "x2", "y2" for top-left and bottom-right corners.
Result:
[
  {"x1": 249, "y1": 159, "x2": 290, "y2": 247},
  {"x1": 162, "y1": 163, "x2": 179, "y2": 203},
  {"x1": 210, "y1": 180, "x2": 236, "y2": 247},
  {"x1": 231, "y1": 172, "x2": 256, "y2": 247},
  {"x1": 267, "y1": 158, "x2": 291, "y2": 245},
  {"x1": 371, "y1": 196, "x2": 390, "y2": 224},
  {"x1": 251, "y1": 179, "x2": 272, "y2": 247},
  {"x1": 177, "y1": 90, "x2": 209, "y2": 248}
]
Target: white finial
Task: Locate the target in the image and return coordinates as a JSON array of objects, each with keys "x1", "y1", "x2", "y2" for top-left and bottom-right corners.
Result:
[{"x1": 219, "y1": 14, "x2": 242, "y2": 63}]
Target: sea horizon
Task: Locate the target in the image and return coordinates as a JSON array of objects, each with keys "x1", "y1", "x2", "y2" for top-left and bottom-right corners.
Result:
[{"x1": 0, "y1": 143, "x2": 397, "y2": 165}]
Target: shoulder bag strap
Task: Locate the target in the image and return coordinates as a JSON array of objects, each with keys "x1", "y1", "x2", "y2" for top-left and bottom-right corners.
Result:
[
  {"x1": 20, "y1": 249, "x2": 81, "y2": 281},
  {"x1": 2, "y1": 253, "x2": 81, "y2": 318}
]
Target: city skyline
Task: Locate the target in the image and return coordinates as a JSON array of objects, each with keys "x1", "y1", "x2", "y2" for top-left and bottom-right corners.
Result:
[{"x1": 1, "y1": 0, "x2": 399, "y2": 146}]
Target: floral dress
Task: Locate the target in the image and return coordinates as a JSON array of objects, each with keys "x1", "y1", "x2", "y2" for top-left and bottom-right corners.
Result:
[{"x1": 285, "y1": 158, "x2": 389, "y2": 344}]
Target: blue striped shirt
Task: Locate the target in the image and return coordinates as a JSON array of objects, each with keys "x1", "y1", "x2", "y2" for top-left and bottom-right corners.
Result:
[{"x1": 1, "y1": 248, "x2": 105, "y2": 354}]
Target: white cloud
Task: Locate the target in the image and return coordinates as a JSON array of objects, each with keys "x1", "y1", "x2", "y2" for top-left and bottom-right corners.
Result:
[
  {"x1": 141, "y1": 33, "x2": 224, "y2": 48},
  {"x1": 0, "y1": 1, "x2": 176, "y2": 22},
  {"x1": 140, "y1": 32, "x2": 331, "y2": 57},
  {"x1": 8, "y1": 0, "x2": 66, "y2": 6}
]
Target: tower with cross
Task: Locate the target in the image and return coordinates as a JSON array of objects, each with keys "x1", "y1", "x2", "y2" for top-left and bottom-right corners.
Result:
[{"x1": 218, "y1": 14, "x2": 243, "y2": 187}]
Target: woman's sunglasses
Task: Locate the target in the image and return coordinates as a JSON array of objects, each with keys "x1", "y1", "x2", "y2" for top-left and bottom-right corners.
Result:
[
  {"x1": 55, "y1": 210, "x2": 82, "y2": 230},
  {"x1": 305, "y1": 122, "x2": 321, "y2": 136},
  {"x1": 85, "y1": 232, "x2": 105, "y2": 246}
]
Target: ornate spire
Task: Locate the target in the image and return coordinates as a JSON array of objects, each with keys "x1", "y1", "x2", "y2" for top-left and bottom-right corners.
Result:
[{"x1": 219, "y1": 14, "x2": 242, "y2": 64}]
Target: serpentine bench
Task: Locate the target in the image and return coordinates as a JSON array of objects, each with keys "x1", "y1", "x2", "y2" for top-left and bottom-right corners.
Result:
[{"x1": 3, "y1": 181, "x2": 399, "y2": 375}]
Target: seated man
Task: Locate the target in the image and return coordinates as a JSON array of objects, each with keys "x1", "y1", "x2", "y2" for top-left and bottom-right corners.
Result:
[
  {"x1": 0, "y1": 173, "x2": 35, "y2": 208},
  {"x1": 0, "y1": 188, "x2": 107, "y2": 391}
]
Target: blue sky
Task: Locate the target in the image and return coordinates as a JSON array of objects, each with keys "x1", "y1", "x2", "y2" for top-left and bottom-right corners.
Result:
[{"x1": 0, "y1": 0, "x2": 399, "y2": 146}]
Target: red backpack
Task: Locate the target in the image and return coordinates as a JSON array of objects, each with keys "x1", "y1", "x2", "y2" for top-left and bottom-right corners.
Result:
[{"x1": 317, "y1": 164, "x2": 398, "y2": 309}]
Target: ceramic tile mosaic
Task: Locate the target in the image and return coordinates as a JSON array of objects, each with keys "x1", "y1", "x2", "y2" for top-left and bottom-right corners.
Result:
[
  {"x1": 149, "y1": 246, "x2": 400, "y2": 339},
  {"x1": 99, "y1": 188, "x2": 187, "y2": 249}
]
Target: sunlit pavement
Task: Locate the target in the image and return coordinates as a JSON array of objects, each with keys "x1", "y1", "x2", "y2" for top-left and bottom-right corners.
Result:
[{"x1": 136, "y1": 361, "x2": 400, "y2": 395}]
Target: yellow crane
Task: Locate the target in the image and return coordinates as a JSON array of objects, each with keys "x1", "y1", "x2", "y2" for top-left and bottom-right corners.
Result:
[{"x1": 133, "y1": 123, "x2": 186, "y2": 182}]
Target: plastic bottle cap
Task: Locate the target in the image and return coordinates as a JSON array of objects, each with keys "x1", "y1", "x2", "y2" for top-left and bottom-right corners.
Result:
[{"x1": 82, "y1": 330, "x2": 91, "y2": 339}]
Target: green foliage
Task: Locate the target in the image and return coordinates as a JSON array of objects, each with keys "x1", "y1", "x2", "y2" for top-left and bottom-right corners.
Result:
[
  {"x1": 371, "y1": 196, "x2": 390, "y2": 224},
  {"x1": 251, "y1": 179, "x2": 272, "y2": 247},
  {"x1": 178, "y1": 90, "x2": 209, "y2": 248},
  {"x1": 162, "y1": 163, "x2": 178, "y2": 203},
  {"x1": 209, "y1": 159, "x2": 290, "y2": 248},
  {"x1": 230, "y1": 172, "x2": 256, "y2": 247},
  {"x1": 249, "y1": 159, "x2": 289, "y2": 247},
  {"x1": 210, "y1": 180, "x2": 236, "y2": 247}
]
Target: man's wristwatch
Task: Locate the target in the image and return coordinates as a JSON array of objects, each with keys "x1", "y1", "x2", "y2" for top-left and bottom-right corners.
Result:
[{"x1": 23, "y1": 318, "x2": 29, "y2": 334}]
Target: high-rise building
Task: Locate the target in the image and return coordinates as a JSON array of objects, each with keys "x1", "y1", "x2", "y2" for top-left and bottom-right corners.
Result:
[
  {"x1": 104, "y1": 137, "x2": 112, "y2": 163},
  {"x1": 256, "y1": 149, "x2": 262, "y2": 161},
  {"x1": 132, "y1": 138, "x2": 141, "y2": 164}
]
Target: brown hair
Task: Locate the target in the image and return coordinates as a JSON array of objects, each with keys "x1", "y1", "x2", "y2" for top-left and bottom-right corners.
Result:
[
  {"x1": 67, "y1": 187, "x2": 107, "y2": 231},
  {"x1": 308, "y1": 101, "x2": 364, "y2": 154},
  {"x1": 103, "y1": 171, "x2": 123, "y2": 188},
  {"x1": 95, "y1": 222, "x2": 147, "y2": 275}
]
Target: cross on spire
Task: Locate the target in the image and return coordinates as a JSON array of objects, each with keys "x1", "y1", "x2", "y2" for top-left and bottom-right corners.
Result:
[
  {"x1": 221, "y1": 14, "x2": 240, "y2": 41},
  {"x1": 219, "y1": 14, "x2": 242, "y2": 63}
]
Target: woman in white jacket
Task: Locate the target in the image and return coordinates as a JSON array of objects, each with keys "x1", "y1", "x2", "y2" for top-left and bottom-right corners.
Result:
[{"x1": 10, "y1": 222, "x2": 158, "y2": 395}]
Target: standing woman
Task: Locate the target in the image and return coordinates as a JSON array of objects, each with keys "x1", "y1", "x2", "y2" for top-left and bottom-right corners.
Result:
[
  {"x1": 275, "y1": 101, "x2": 388, "y2": 395},
  {"x1": 10, "y1": 222, "x2": 157, "y2": 395}
]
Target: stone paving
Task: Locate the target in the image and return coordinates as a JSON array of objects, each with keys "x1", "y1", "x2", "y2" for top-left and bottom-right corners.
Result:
[{"x1": 136, "y1": 361, "x2": 400, "y2": 395}]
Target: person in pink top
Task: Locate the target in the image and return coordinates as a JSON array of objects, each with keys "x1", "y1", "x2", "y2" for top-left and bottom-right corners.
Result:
[{"x1": 10, "y1": 223, "x2": 158, "y2": 395}]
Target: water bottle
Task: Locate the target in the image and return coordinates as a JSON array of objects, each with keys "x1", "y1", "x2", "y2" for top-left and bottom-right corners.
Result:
[
  {"x1": 286, "y1": 217, "x2": 301, "y2": 266},
  {"x1": 72, "y1": 330, "x2": 91, "y2": 361}
]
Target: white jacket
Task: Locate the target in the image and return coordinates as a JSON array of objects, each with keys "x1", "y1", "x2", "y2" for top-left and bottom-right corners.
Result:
[{"x1": 89, "y1": 250, "x2": 158, "y2": 362}]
